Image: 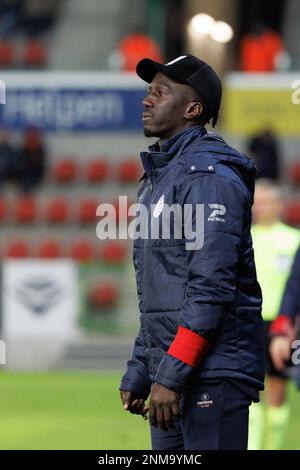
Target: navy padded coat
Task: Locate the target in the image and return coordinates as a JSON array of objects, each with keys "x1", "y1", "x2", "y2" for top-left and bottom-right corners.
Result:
[{"x1": 120, "y1": 125, "x2": 265, "y2": 396}]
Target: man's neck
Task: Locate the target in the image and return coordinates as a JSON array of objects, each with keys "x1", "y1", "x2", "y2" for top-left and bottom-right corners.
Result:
[{"x1": 158, "y1": 124, "x2": 200, "y2": 149}]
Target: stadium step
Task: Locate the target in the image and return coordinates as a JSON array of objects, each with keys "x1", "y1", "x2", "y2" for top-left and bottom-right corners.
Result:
[
  {"x1": 49, "y1": 0, "x2": 123, "y2": 70},
  {"x1": 57, "y1": 339, "x2": 133, "y2": 370}
]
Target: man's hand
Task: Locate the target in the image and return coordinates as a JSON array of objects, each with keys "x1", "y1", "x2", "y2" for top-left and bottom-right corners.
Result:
[
  {"x1": 120, "y1": 390, "x2": 146, "y2": 415},
  {"x1": 149, "y1": 383, "x2": 181, "y2": 431},
  {"x1": 270, "y1": 336, "x2": 292, "y2": 371}
]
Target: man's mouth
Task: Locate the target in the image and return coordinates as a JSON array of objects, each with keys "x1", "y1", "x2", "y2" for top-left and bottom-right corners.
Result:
[{"x1": 142, "y1": 113, "x2": 153, "y2": 121}]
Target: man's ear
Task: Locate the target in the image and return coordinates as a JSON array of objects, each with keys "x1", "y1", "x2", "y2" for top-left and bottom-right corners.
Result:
[{"x1": 184, "y1": 101, "x2": 203, "y2": 121}]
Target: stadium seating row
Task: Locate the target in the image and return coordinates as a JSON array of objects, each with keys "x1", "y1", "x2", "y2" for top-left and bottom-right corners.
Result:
[
  {"x1": 52, "y1": 158, "x2": 141, "y2": 184},
  {"x1": 0, "y1": 196, "x2": 135, "y2": 224},
  {"x1": 52, "y1": 158, "x2": 300, "y2": 186},
  {"x1": 2, "y1": 239, "x2": 128, "y2": 262},
  {"x1": 1, "y1": 195, "x2": 299, "y2": 225},
  {"x1": 0, "y1": 39, "x2": 47, "y2": 68}
]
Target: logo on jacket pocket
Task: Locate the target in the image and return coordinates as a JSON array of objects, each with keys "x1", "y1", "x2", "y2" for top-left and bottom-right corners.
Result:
[
  {"x1": 153, "y1": 195, "x2": 165, "y2": 218},
  {"x1": 197, "y1": 393, "x2": 214, "y2": 408},
  {"x1": 208, "y1": 204, "x2": 226, "y2": 223}
]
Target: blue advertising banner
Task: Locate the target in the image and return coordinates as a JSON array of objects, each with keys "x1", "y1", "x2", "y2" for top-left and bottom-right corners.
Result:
[{"x1": 0, "y1": 72, "x2": 146, "y2": 131}]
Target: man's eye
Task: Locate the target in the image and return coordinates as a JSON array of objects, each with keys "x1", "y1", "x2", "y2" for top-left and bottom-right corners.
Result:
[{"x1": 147, "y1": 88, "x2": 166, "y2": 97}]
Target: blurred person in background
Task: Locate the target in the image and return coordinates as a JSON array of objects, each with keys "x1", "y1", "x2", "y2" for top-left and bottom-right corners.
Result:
[
  {"x1": 0, "y1": 129, "x2": 17, "y2": 188},
  {"x1": 270, "y1": 244, "x2": 300, "y2": 390},
  {"x1": 16, "y1": 127, "x2": 46, "y2": 192},
  {"x1": 0, "y1": 0, "x2": 22, "y2": 37},
  {"x1": 114, "y1": 25, "x2": 163, "y2": 72},
  {"x1": 19, "y1": 0, "x2": 59, "y2": 38},
  {"x1": 0, "y1": 129, "x2": 16, "y2": 188},
  {"x1": 249, "y1": 179, "x2": 300, "y2": 449},
  {"x1": 240, "y1": 21, "x2": 284, "y2": 72},
  {"x1": 248, "y1": 128, "x2": 280, "y2": 181}
]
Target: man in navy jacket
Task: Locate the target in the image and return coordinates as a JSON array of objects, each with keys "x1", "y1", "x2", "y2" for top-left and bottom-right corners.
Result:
[
  {"x1": 270, "y1": 244, "x2": 300, "y2": 383},
  {"x1": 119, "y1": 54, "x2": 265, "y2": 450}
]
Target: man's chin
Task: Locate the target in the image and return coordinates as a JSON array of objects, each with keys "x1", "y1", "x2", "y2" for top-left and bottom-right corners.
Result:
[{"x1": 143, "y1": 126, "x2": 157, "y2": 138}]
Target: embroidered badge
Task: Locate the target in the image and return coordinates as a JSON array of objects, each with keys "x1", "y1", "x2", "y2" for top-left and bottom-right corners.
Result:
[{"x1": 197, "y1": 393, "x2": 214, "y2": 408}]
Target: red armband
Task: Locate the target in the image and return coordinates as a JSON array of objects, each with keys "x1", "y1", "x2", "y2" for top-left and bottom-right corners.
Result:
[
  {"x1": 271, "y1": 314, "x2": 293, "y2": 336},
  {"x1": 167, "y1": 325, "x2": 210, "y2": 368}
]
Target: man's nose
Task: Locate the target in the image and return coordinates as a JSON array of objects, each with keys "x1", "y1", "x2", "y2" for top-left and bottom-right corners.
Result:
[{"x1": 143, "y1": 95, "x2": 154, "y2": 108}]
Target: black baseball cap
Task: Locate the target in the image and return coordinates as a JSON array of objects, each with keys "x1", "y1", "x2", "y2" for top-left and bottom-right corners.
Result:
[{"x1": 136, "y1": 54, "x2": 222, "y2": 127}]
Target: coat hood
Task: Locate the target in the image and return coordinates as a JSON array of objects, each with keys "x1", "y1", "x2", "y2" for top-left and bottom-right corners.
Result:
[
  {"x1": 199, "y1": 132, "x2": 257, "y2": 175},
  {"x1": 195, "y1": 132, "x2": 257, "y2": 197}
]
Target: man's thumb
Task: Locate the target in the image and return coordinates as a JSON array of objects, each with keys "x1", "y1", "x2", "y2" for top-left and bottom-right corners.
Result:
[{"x1": 121, "y1": 391, "x2": 132, "y2": 409}]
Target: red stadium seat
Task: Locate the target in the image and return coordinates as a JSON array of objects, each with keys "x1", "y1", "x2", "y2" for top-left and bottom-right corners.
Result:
[
  {"x1": 37, "y1": 240, "x2": 61, "y2": 258},
  {"x1": 0, "y1": 40, "x2": 14, "y2": 67},
  {"x1": 89, "y1": 282, "x2": 119, "y2": 309},
  {"x1": 46, "y1": 198, "x2": 69, "y2": 223},
  {"x1": 283, "y1": 200, "x2": 300, "y2": 226},
  {"x1": 0, "y1": 198, "x2": 7, "y2": 222},
  {"x1": 86, "y1": 159, "x2": 109, "y2": 183},
  {"x1": 15, "y1": 197, "x2": 37, "y2": 223},
  {"x1": 78, "y1": 199, "x2": 99, "y2": 224},
  {"x1": 289, "y1": 162, "x2": 300, "y2": 185},
  {"x1": 70, "y1": 240, "x2": 93, "y2": 262},
  {"x1": 23, "y1": 40, "x2": 47, "y2": 67},
  {"x1": 117, "y1": 159, "x2": 141, "y2": 183},
  {"x1": 53, "y1": 159, "x2": 77, "y2": 183},
  {"x1": 6, "y1": 240, "x2": 30, "y2": 258},
  {"x1": 101, "y1": 241, "x2": 127, "y2": 264}
]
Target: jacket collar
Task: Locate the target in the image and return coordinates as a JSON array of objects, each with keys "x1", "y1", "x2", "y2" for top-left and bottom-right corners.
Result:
[{"x1": 140, "y1": 125, "x2": 206, "y2": 181}]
